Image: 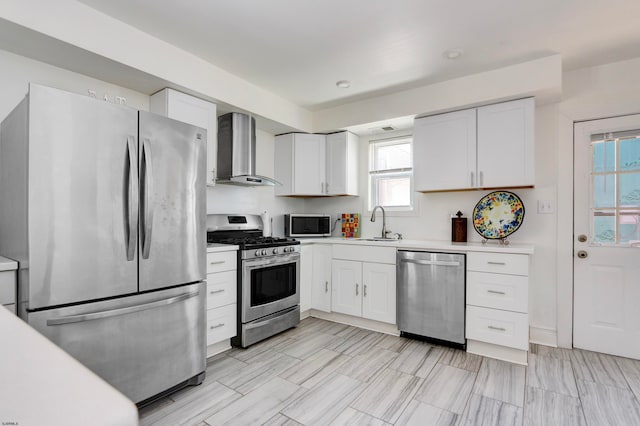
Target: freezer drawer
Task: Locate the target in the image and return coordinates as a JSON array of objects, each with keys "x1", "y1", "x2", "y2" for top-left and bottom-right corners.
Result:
[{"x1": 27, "y1": 282, "x2": 206, "y2": 404}]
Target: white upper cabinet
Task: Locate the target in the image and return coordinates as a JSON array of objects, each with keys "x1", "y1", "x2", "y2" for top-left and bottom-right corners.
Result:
[
  {"x1": 275, "y1": 131, "x2": 359, "y2": 196},
  {"x1": 150, "y1": 88, "x2": 217, "y2": 186},
  {"x1": 413, "y1": 108, "x2": 477, "y2": 192},
  {"x1": 326, "y1": 132, "x2": 359, "y2": 196},
  {"x1": 413, "y1": 97, "x2": 534, "y2": 192},
  {"x1": 477, "y1": 98, "x2": 535, "y2": 188}
]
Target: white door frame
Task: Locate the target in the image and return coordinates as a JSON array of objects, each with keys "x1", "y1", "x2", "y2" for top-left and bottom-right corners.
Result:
[{"x1": 556, "y1": 111, "x2": 640, "y2": 349}]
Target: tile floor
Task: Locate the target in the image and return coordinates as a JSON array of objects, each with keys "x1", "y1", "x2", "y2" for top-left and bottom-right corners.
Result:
[{"x1": 139, "y1": 317, "x2": 640, "y2": 426}]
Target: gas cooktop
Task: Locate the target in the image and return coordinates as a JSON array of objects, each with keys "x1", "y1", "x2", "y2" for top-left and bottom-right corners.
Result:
[{"x1": 209, "y1": 235, "x2": 299, "y2": 250}]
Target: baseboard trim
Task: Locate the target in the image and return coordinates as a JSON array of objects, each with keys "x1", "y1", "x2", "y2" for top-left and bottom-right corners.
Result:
[
  {"x1": 300, "y1": 309, "x2": 311, "y2": 320},
  {"x1": 467, "y1": 339, "x2": 528, "y2": 365},
  {"x1": 529, "y1": 326, "x2": 558, "y2": 347},
  {"x1": 308, "y1": 309, "x2": 400, "y2": 336},
  {"x1": 206, "y1": 340, "x2": 231, "y2": 358}
]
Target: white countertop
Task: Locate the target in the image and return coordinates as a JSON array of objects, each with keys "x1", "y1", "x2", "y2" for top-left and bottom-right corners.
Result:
[
  {"x1": 299, "y1": 237, "x2": 534, "y2": 255},
  {"x1": 0, "y1": 305, "x2": 139, "y2": 426},
  {"x1": 0, "y1": 255, "x2": 18, "y2": 271},
  {"x1": 207, "y1": 243, "x2": 239, "y2": 253}
]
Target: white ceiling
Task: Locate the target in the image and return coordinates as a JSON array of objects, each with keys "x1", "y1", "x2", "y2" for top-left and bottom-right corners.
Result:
[{"x1": 78, "y1": 0, "x2": 640, "y2": 111}]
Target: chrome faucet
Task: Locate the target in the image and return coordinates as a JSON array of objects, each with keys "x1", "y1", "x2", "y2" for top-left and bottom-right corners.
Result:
[{"x1": 370, "y1": 205, "x2": 388, "y2": 239}]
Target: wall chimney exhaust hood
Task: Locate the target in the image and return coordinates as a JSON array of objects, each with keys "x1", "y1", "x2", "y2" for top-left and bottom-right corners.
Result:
[{"x1": 216, "y1": 112, "x2": 280, "y2": 186}]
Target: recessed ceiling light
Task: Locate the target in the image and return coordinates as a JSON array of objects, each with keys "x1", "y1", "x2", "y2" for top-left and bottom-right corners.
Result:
[
  {"x1": 336, "y1": 80, "x2": 351, "y2": 89},
  {"x1": 443, "y1": 49, "x2": 463, "y2": 60}
]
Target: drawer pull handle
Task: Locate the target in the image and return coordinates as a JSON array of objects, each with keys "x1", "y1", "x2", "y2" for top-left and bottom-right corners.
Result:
[
  {"x1": 487, "y1": 261, "x2": 506, "y2": 265},
  {"x1": 209, "y1": 323, "x2": 225, "y2": 330},
  {"x1": 487, "y1": 325, "x2": 506, "y2": 332},
  {"x1": 210, "y1": 260, "x2": 226, "y2": 265},
  {"x1": 487, "y1": 290, "x2": 506, "y2": 295},
  {"x1": 209, "y1": 289, "x2": 225, "y2": 295}
]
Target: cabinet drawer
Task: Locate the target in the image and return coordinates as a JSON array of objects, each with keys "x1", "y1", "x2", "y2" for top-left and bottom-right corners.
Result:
[
  {"x1": 206, "y1": 304, "x2": 237, "y2": 346},
  {"x1": 206, "y1": 270, "x2": 237, "y2": 309},
  {"x1": 3, "y1": 304, "x2": 16, "y2": 314},
  {"x1": 206, "y1": 251, "x2": 237, "y2": 274},
  {"x1": 467, "y1": 271, "x2": 528, "y2": 313},
  {"x1": 0, "y1": 271, "x2": 16, "y2": 305},
  {"x1": 466, "y1": 305, "x2": 529, "y2": 350},
  {"x1": 332, "y1": 245, "x2": 395, "y2": 264},
  {"x1": 467, "y1": 252, "x2": 528, "y2": 276}
]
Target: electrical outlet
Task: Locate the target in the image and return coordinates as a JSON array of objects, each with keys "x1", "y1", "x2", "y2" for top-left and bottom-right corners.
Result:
[{"x1": 537, "y1": 200, "x2": 555, "y2": 214}]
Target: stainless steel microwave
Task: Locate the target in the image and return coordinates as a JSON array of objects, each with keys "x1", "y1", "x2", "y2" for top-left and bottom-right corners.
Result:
[{"x1": 284, "y1": 214, "x2": 331, "y2": 237}]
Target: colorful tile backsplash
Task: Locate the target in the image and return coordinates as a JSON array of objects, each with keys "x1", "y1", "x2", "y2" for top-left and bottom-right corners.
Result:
[{"x1": 341, "y1": 213, "x2": 360, "y2": 238}]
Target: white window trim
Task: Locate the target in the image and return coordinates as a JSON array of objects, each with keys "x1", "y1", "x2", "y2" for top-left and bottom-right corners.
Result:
[{"x1": 368, "y1": 135, "x2": 415, "y2": 213}]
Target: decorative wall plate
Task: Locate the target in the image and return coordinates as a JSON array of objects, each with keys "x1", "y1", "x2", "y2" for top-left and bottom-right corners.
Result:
[{"x1": 473, "y1": 191, "x2": 525, "y2": 240}]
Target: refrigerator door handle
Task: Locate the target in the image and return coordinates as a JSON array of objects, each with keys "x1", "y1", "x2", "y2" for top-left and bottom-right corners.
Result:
[
  {"x1": 124, "y1": 136, "x2": 139, "y2": 261},
  {"x1": 141, "y1": 138, "x2": 155, "y2": 259},
  {"x1": 46, "y1": 290, "x2": 200, "y2": 326}
]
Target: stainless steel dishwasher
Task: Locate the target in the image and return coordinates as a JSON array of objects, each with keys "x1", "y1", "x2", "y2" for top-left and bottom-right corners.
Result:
[{"x1": 397, "y1": 250, "x2": 466, "y2": 347}]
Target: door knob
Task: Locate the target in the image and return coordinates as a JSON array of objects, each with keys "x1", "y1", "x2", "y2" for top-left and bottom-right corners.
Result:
[
  {"x1": 577, "y1": 234, "x2": 587, "y2": 243},
  {"x1": 577, "y1": 250, "x2": 588, "y2": 259}
]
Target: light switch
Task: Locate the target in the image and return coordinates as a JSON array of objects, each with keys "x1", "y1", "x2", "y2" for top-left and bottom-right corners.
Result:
[{"x1": 537, "y1": 200, "x2": 555, "y2": 214}]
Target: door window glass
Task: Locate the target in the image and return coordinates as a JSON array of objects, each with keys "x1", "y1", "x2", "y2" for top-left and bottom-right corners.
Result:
[{"x1": 591, "y1": 133, "x2": 640, "y2": 245}]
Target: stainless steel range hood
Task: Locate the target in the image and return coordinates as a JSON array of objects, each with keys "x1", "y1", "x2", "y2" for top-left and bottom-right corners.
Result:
[{"x1": 216, "y1": 112, "x2": 279, "y2": 186}]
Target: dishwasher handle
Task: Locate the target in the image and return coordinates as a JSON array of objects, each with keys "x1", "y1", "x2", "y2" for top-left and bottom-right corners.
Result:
[{"x1": 400, "y1": 258, "x2": 461, "y2": 267}]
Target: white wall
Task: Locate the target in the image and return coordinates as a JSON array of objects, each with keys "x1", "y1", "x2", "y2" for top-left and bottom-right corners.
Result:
[
  {"x1": 0, "y1": 49, "x2": 149, "y2": 120},
  {"x1": 206, "y1": 129, "x2": 305, "y2": 235}
]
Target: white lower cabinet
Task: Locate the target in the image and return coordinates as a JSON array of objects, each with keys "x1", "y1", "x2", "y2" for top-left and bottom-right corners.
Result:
[
  {"x1": 466, "y1": 251, "x2": 530, "y2": 363},
  {"x1": 205, "y1": 249, "x2": 238, "y2": 353},
  {"x1": 331, "y1": 260, "x2": 362, "y2": 317},
  {"x1": 311, "y1": 245, "x2": 332, "y2": 312},
  {"x1": 331, "y1": 256, "x2": 396, "y2": 324},
  {"x1": 300, "y1": 245, "x2": 313, "y2": 313},
  {"x1": 361, "y1": 262, "x2": 396, "y2": 324},
  {"x1": 0, "y1": 269, "x2": 16, "y2": 314}
]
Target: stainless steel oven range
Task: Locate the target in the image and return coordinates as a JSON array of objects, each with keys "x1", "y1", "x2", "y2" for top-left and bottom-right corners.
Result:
[{"x1": 207, "y1": 214, "x2": 300, "y2": 348}]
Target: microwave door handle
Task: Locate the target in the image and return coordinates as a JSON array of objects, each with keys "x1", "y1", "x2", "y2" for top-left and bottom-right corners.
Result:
[{"x1": 141, "y1": 138, "x2": 154, "y2": 259}]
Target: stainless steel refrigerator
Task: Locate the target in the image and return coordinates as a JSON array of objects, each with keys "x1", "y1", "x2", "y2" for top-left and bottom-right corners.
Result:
[{"x1": 0, "y1": 84, "x2": 207, "y2": 404}]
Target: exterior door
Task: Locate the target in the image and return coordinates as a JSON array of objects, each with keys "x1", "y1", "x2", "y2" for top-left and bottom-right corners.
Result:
[
  {"x1": 28, "y1": 85, "x2": 139, "y2": 308},
  {"x1": 574, "y1": 115, "x2": 640, "y2": 359},
  {"x1": 331, "y1": 259, "x2": 362, "y2": 317},
  {"x1": 138, "y1": 111, "x2": 206, "y2": 291}
]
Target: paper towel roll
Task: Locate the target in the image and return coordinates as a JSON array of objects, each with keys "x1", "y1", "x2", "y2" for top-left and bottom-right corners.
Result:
[{"x1": 261, "y1": 211, "x2": 271, "y2": 237}]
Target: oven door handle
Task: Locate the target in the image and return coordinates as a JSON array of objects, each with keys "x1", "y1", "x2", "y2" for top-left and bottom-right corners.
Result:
[{"x1": 244, "y1": 253, "x2": 300, "y2": 268}]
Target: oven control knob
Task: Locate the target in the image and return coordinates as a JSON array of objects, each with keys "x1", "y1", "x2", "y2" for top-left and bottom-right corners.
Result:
[
  {"x1": 272, "y1": 248, "x2": 278, "y2": 254},
  {"x1": 255, "y1": 250, "x2": 261, "y2": 256},
  {"x1": 261, "y1": 249, "x2": 267, "y2": 255},
  {"x1": 283, "y1": 247, "x2": 289, "y2": 253}
]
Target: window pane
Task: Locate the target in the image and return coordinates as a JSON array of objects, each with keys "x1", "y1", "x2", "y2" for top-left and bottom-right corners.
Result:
[
  {"x1": 593, "y1": 141, "x2": 616, "y2": 173},
  {"x1": 374, "y1": 142, "x2": 411, "y2": 170},
  {"x1": 619, "y1": 211, "x2": 640, "y2": 243},
  {"x1": 593, "y1": 175, "x2": 616, "y2": 208},
  {"x1": 620, "y1": 137, "x2": 640, "y2": 171},
  {"x1": 374, "y1": 175, "x2": 410, "y2": 207},
  {"x1": 619, "y1": 172, "x2": 640, "y2": 207},
  {"x1": 593, "y1": 212, "x2": 615, "y2": 243}
]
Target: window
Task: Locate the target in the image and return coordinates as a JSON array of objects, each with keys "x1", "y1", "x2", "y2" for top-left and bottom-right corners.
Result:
[
  {"x1": 590, "y1": 130, "x2": 640, "y2": 245},
  {"x1": 369, "y1": 136, "x2": 413, "y2": 210}
]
